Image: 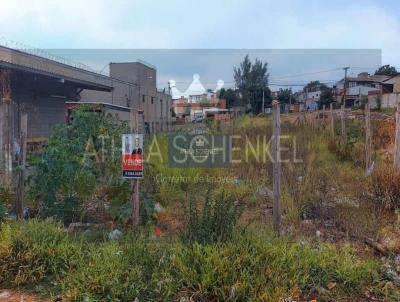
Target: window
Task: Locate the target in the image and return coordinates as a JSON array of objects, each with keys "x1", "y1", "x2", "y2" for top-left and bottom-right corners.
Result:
[
  {"x1": 151, "y1": 97, "x2": 154, "y2": 104},
  {"x1": 142, "y1": 94, "x2": 145, "y2": 103}
]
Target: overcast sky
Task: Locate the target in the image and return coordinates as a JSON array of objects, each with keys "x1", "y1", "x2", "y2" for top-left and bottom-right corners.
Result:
[{"x1": 1, "y1": 0, "x2": 399, "y2": 90}]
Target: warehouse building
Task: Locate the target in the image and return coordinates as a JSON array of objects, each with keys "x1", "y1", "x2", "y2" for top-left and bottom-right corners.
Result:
[{"x1": 0, "y1": 44, "x2": 172, "y2": 183}]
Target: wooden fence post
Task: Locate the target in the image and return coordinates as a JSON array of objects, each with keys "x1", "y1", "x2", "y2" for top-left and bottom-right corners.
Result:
[
  {"x1": 131, "y1": 110, "x2": 140, "y2": 226},
  {"x1": 340, "y1": 104, "x2": 346, "y2": 143},
  {"x1": 272, "y1": 100, "x2": 281, "y2": 234},
  {"x1": 394, "y1": 102, "x2": 400, "y2": 169},
  {"x1": 365, "y1": 101, "x2": 372, "y2": 174},
  {"x1": 330, "y1": 103, "x2": 335, "y2": 137}
]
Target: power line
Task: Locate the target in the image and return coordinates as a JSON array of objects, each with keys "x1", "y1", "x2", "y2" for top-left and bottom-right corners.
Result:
[
  {"x1": 269, "y1": 68, "x2": 343, "y2": 80},
  {"x1": 160, "y1": 65, "x2": 365, "y2": 89},
  {"x1": 160, "y1": 67, "x2": 350, "y2": 86}
]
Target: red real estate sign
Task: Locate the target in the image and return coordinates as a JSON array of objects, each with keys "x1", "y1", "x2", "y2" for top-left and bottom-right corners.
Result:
[{"x1": 122, "y1": 134, "x2": 144, "y2": 178}]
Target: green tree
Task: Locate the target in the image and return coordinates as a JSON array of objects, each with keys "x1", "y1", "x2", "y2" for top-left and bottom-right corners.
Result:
[
  {"x1": 374, "y1": 64, "x2": 398, "y2": 76},
  {"x1": 303, "y1": 80, "x2": 329, "y2": 93},
  {"x1": 219, "y1": 88, "x2": 240, "y2": 108},
  {"x1": 277, "y1": 88, "x2": 292, "y2": 104},
  {"x1": 319, "y1": 87, "x2": 334, "y2": 108},
  {"x1": 234, "y1": 55, "x2": 271, "y2": 114}
]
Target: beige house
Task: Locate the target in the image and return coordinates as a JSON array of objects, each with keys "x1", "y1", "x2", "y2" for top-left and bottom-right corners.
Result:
[
  {"x1": 81, "y1": 62, "x2": 172, "y2": 133},
  {"x1": 367, "y1": 75, "x2": 400, "y2": 108},
  {"x1": 335, "y1": 72, "x2": 400, "y2": 109}
]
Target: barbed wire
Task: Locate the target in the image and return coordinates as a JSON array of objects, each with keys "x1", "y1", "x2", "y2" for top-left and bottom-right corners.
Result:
[{"x1": 0, "y1": 37, "x2": 106, "y2": 75}]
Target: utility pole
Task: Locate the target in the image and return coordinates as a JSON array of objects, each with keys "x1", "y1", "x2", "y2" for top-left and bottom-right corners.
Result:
[
  {"x1": 272, "y1": 100, "x2": 281, "y2": 235},
  {"x1": 343, "y1": 67, "x2": 350, "y2": 107}
]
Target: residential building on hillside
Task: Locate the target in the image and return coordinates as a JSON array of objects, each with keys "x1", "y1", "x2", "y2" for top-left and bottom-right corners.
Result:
[
  {"x1": 172, "y1": 96, "x2": 227, "y2": 123},
  {"x1": 334, "y1": 72, "x2": 392, "y2": 107},
  {"x1": 297, "y1": 90, "x2": 320, "y2": 111}
]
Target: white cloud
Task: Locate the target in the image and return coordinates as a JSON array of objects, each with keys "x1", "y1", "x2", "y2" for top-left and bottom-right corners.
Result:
[
  {"x1": 0, "y1": 0, "x2": 399, "y2": 67},
  {"x1": 0, "y1": 0, "x2": 174, "y2": 48}
]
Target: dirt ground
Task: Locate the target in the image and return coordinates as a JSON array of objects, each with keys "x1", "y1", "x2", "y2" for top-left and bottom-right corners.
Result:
[{"x1": 0, "y1": 290, "x2": 50, "y2": 302}]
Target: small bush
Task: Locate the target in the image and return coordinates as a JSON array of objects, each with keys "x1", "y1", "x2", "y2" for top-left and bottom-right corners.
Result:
[
  {"x1": 181, "y1": 191, "x2": 243, "y2": 244},
  {"x1": 0, "y1": 219, "x2": 83, "y2": 286},
  {"x1": 373, "y1": 119, "x2": 395, "y2": 149},
  {"x1": 328, "y1": 119, "x2": 366, "y2": 164},
  {"x1": 370, "y1": 163, "x2": 400, "y2": 210}
]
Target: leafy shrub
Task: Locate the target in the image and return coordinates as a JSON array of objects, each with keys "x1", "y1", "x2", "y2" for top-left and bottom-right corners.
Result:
[
  {"x1": 139, "y1": 192, "x2": 156, "y2": 226},
  {"x1": 29, "y1": 106, "x2": 130, "y2": 224},
  {"x1": 328, "y1": 119, "x2": 365, "y2": 164},
  {"x1": 182, "y1": 191, "x2": 243, "y2": 244}
]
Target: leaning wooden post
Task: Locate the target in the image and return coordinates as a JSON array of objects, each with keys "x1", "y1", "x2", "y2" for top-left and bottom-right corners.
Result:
[
  {"x1": 309, "y1": 111, "x2": 313, "y2": 130},
  {"x1": 330, "y1": 103, "x2": 335, "y2": 137},
  {"x1": 272, "y1": 100, "x2": 281, "y2": 234},
  {"x1": 131, "y1": 110, "x2": 140, "y2": 226},
  {"x1": 340, "y1": 104, "x2": 346, "y2": 143},
  {"x1": 394, "y1": 102, "x2": 400, "y2": 169},
  {"x1": 365, "y1": 100, "x2": 372, "y2": 174}
]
